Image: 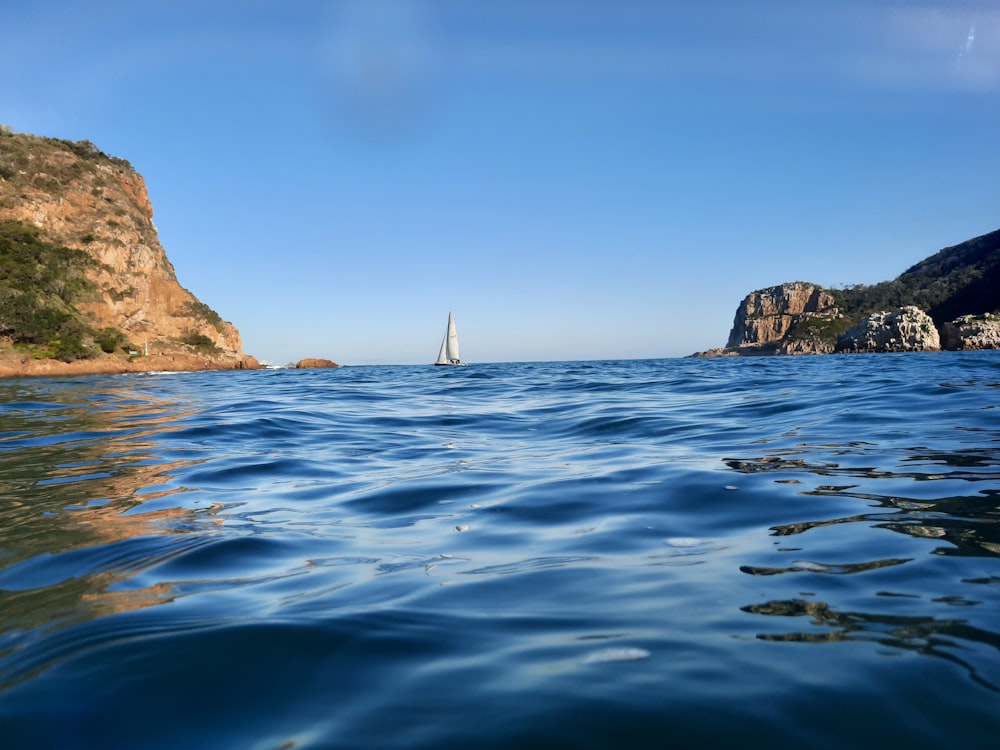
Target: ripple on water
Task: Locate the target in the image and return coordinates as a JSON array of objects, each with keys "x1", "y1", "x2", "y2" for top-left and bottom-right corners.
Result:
[{"x1": 1, "y1": 356, "x2": 999, "y2": 748}]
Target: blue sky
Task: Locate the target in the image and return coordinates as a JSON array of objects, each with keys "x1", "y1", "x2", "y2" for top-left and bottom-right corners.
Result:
[{"x1": 3, "y1": 0, "x2": 998, "y2": 364}]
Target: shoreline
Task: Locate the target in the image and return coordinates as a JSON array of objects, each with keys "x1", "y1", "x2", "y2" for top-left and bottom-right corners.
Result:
[{"x1": 0, "y1": 352, "x2": 261, "y2": 378}]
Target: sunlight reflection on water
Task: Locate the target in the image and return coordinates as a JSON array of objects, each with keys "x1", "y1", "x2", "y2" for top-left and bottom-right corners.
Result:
[{"x1": 1, "y1": 355, "x2": 999, "y2": 748}]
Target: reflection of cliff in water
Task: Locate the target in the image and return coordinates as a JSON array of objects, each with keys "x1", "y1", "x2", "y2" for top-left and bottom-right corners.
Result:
[
  {"x1": 765, "y1": 489, "x2": 1000, "y2": 559},
  {"x1": 725, "y1": 442, "x2": 1000, "y2": 482},
  {"x1": 742, "y1": 597, "x2": 1000, "y2": 692},
  {"x1": 724, "y1": 447, "x2": 1000, "y2": 559},
  {"x1": 0, "y1": 378, "x2": 220, "y2": 661}
]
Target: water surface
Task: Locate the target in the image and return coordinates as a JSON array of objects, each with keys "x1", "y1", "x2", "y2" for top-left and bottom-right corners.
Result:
[{"x1": 1, "y1": 354, "x2": 998, "y2": 748}]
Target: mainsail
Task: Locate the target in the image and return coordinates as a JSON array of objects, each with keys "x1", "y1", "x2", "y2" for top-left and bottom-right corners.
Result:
[{"x1": 435, "y1": 312, "x2": 464, "y2": 365}]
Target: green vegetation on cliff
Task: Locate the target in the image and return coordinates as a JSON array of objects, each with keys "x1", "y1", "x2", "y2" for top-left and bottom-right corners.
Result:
[
  {"x1": 0, "y1": 126, "x2": 239, "y2": 367},
  {"x1": 0, "y1": 220, "x2": 127, "y2": 361},
  {"x1": 179, "y1": 329, "x2": 221, "y2": 355},
  {"x1": 0, "y1": 125, "x2": 132, "y2": 191},
  {"x1": 830, "y1": 228, "x2": 1000, "y2": 326},
  {"x1": 785, "y1": 313, "x2": 850, "y2": 343},
  {"x1": 711, "y1": 227, "x2": 1000, "y2": 356},
  {"x1": 176, "y1": 299, "x2": 224, "y2": 331}
]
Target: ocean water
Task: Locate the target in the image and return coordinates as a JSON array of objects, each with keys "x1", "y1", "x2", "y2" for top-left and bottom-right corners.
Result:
[{"x1": 0, "y1": 354, "x2": 998, "y2": 749}]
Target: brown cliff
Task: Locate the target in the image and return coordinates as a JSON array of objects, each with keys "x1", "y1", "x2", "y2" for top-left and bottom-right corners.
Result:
[
  {"x1": 726, "y1": 283, "x2": 838, "y2": 348},
  {"x1": 0, "y1": 129, "x2": 256, "y2": 374},
  {"x1": 693, "y1": 282, "x2": 843, "y2": 356}
]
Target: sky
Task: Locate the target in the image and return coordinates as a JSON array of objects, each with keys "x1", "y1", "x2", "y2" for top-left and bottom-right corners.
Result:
[{"x1": 2, "y1": 0, "x2": 998, "y2": 364}]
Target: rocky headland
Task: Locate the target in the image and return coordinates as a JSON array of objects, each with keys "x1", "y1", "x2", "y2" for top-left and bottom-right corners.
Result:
[
  {"x1": 694, "y1": 228, "x2": 1000, "y2": 357},
  {"x1": 0, "y1": 127, "x2": 261, "y2": 377}
]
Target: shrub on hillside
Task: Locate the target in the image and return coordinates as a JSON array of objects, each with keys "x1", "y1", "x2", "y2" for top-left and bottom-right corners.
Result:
[{"x1": 180, "y1": 330, "x2": 219, "y2": 354}]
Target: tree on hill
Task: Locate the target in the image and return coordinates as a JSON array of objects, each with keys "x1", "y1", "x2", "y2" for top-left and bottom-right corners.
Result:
[{"x1": 831, "y1": 227, "x2": 1000, "y2": 326}]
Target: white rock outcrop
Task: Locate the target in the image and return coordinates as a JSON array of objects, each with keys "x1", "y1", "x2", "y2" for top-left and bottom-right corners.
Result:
[
  {"x1": 941, "y1": 314, "x2": 1000, "y2": 350},
  {"x1": 836, "y1": 306, "x2": 940, "y2": 353}
]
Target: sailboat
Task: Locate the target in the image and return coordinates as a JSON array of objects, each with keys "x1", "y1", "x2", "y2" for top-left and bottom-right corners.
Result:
[{"x1": 434, "y1": 311, "x2": 467, "y2": 366}]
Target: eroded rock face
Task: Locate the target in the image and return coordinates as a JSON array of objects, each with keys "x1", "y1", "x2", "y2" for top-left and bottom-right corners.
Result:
[
  {"x1": 941, "y1": 314, "x2": 1000, "y2": 350},
  {"x1": 0, "y1": 132, "x2": 245, "y2": 362},
  {"x1": 836, "y1": 306, "x2": 940, "y2": 353},
  {"x1": 727, "y1": 283, "x2": 837, "y2": 347}
]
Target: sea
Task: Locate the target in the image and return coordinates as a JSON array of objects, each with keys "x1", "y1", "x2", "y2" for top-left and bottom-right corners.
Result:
[{"x1": 0, "y1": 353, "x2": 998, "y2": 749}]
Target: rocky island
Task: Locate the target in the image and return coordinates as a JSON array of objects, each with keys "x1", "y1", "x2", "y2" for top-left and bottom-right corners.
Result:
[
  {"x1": 695, "y1": 227, "x2": 1000, "y2": 356},
  {"x1": 0, "y1": 127, "x2": 260, "y2": 377}
]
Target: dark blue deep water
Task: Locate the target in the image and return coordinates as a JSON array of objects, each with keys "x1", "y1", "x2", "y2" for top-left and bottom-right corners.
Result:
[{"x1": 1, "y1": 354, "x2": 998, "y2": 749}]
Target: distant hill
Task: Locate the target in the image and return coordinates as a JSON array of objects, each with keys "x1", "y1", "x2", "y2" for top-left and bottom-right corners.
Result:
[
  {"x1": 0, "y1": 126, "x2": 256, "y2": 373},
  {"x1": 830, "y1": 228, "x2": 1000, "y2": 325},
  {"x1": 697, "y1": 227, "x2": 1000, "y2": 356}
]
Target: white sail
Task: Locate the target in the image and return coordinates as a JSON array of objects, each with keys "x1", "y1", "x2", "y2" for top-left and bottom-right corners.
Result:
[
  {"x1": 445, "y1": 312, "x2": 461, "y2": 362},
  {"x1": 436, "y1": 332, "x2": 449, "y2": 365},
  {"x1": 435, "y1": 312, "x2": 465, "y2": 365}
]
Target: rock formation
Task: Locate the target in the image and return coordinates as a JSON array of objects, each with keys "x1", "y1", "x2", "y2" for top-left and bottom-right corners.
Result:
[
  {"x1": 940, "y1": 313, "x2": 1000, "y2": 350},
  {"x1": 776, "y1": 335, "x2": 836, "y2": 356},
  {"x1": 835, "y1": 306, "x2": 940, "y2": 353},
  {"x1": 726, "y1": 282, "x2": 837, "y2": 348},
  {"x1": 691, "y1": 282, "x2": 843, "y2": 356},
  {"x1": 693, "y1": 227, "x2": 999, "y2": 357},
  {"x1": 296, "y1": 358, "x2": 340, "y2": 369},
  {"x1": 0, "y1": 129, "x2": 256, "y2": 373}
]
